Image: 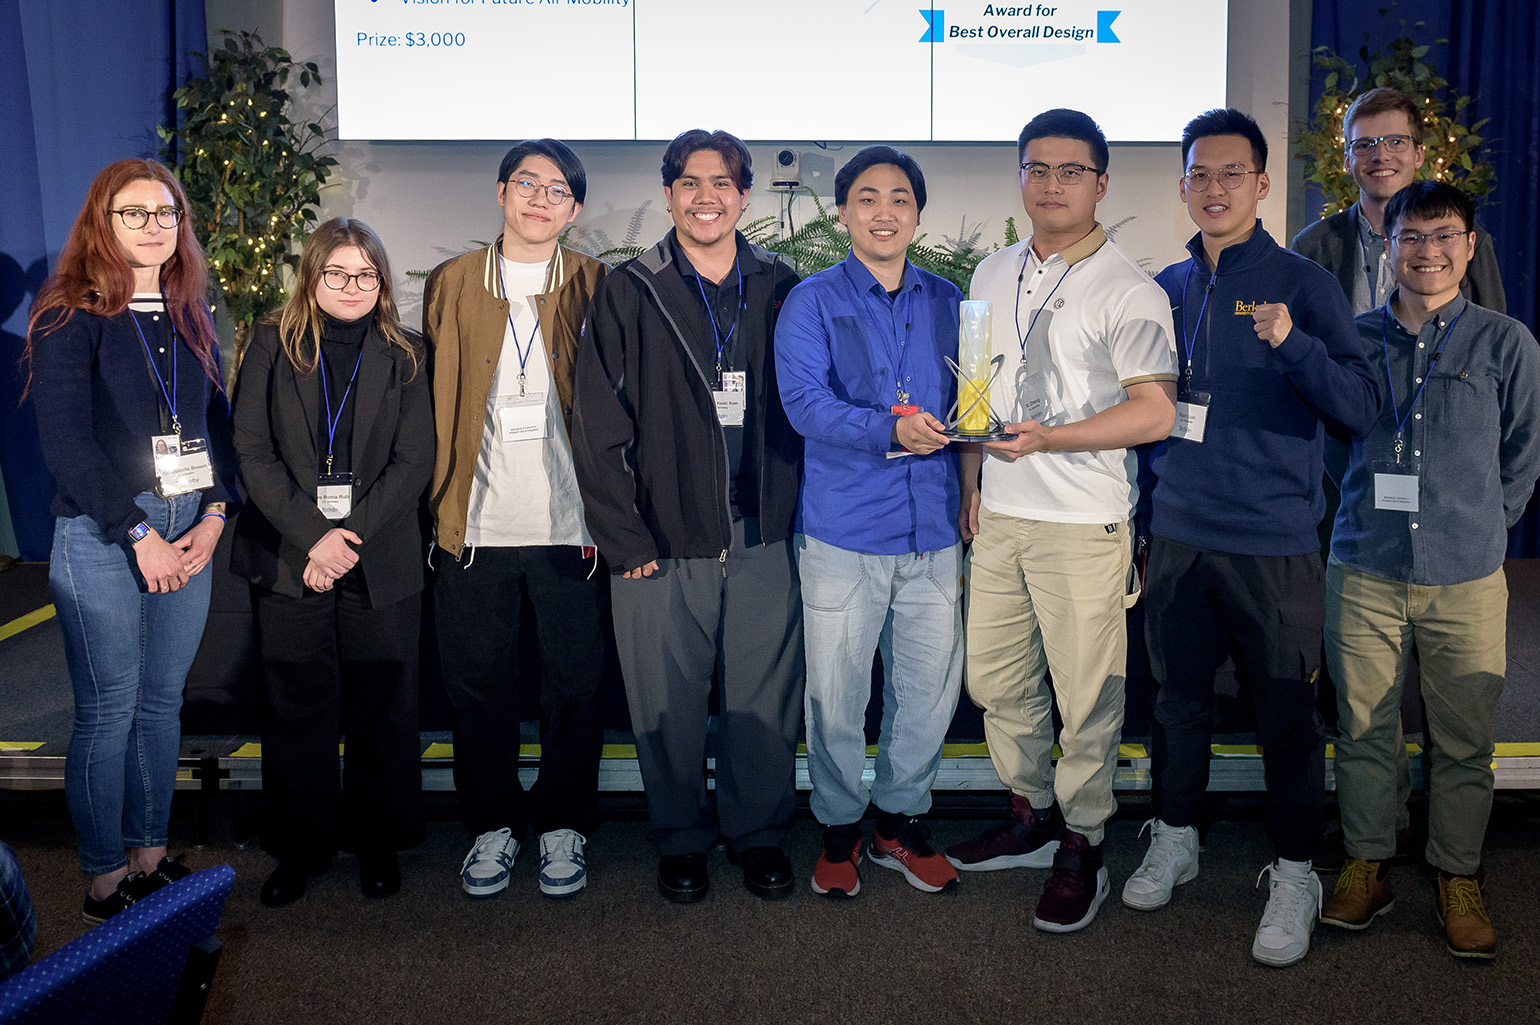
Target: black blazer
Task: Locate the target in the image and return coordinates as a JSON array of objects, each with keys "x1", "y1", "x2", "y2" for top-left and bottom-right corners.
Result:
[{"x1": 229, "y1": 319, "x2": 433, "y2": 606}]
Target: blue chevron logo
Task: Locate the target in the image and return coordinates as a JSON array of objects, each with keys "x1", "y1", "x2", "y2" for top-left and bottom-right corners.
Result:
[{"x1": 919, "y1": 9, "x2": 944, "y2": 43}]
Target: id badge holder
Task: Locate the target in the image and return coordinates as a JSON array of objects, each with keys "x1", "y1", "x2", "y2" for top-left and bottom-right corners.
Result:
[
  {"x1": 154, "y1": 436, "x2": 215, "y2": 496},
  {"x1": 495, "y1": 393, "x2": 550, "y2": 443},
  {"x1": 1171, "y1": 390, "x2": 1211, "y2": 443},
  {"x1": 714, "y1": 370, "x2": 746, "y2": 427},
  {"x1": 317, "y1": 473, "x2": 353, "y2": 521},
  {"x1": 1015, "y1": 365, "x2": 1067, "y2": 426},
  {"x1": 1372, "y1": 459, "x2": 1419, "y2": 512},
  {"x1": 888, "y1": 403, "x2": 921, "y2": 459}
]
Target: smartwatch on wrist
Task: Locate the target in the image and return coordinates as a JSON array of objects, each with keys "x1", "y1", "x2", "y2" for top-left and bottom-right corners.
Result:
[{"x1": 128, "y1": 522, "x2": 152, "y2": 544}]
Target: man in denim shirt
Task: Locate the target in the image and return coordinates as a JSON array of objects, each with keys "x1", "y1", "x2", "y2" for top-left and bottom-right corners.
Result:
[
  {"x1": 775, "y1": 147, "x2": 964, "y2": 899},
  {"x1": 1320, "y1": 181, "x2": 1540, "y2": 959}
]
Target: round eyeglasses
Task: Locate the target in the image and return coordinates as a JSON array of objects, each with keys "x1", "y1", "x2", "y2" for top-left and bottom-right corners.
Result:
[
  {"x1": 321, "y1": 270, "x2": 381, "y2": 292},
  {"x1": 1181, "y1": 168, "x2": 1262, "y2": 191},
  {"x1": 507, "y1": 177, "x2": 574, "y2": 205}
]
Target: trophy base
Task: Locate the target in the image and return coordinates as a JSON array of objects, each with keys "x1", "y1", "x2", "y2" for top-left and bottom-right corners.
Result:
[{"x1": 940, "y1": 425, "x2": 1017, "y2": 441}]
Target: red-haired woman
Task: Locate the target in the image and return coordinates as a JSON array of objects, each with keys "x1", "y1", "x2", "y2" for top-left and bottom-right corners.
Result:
[
  {"x1": 26, "y1": 159, "x2": 237, "y2": 923},
  {"x1": 230, "y1": 218, "x2": 431, "y2": 906}
]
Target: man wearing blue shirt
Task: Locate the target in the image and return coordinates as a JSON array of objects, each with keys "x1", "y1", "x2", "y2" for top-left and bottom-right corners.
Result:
[
  {"x1": 1319, "y1": 181, "x2": 1540, "y2": 959},
  {"x1": 775, "y1": 147, "x2": 964, "y2": 899}
]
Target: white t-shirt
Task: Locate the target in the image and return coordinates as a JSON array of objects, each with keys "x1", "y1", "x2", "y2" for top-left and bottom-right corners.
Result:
[
  {"x1": 969, "y1": 226, "x2": 1178, "y2": 523},
  {"x1": 463, "y1": 255, "x2": 592, "y2": 548}
]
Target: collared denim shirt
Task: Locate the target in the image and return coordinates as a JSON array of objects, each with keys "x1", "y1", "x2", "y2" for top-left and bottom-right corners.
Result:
[
  {"x1": 775, "y1": 254, "x2": 961, "y2": 555},
  {"x1": 1331, "y1": 295, "x2": 1540, "y2": 586}
]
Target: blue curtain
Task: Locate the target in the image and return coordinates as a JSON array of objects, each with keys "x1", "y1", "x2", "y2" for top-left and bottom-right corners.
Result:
[
  {"x1": 0, "y1": 0, "x2": 207, "y2": 560},
  {"x1": 1310, "y1": 0, "x2": 1540, "y2": 555}
]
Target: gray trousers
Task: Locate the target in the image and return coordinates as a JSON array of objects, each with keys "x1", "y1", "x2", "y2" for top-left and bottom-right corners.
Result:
[{"x1": 611, "y1": 519, "x2": 805, "y2": 855}]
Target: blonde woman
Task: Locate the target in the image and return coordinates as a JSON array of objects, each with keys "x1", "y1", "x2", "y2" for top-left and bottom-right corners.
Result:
[{"x1": 230, "y1": 218, "x2": 432, "y2": 907}]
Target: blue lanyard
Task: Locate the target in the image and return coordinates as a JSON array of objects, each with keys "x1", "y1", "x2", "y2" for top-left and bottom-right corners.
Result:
[
  {"x1": 495, "y1": 256, "x2": 544, "y2": 396},
  {"x1": 1178, "y1": 262, "x2": 1215, "y2": 387},
  {"x1": 319, "y1": 343, "x2": 365, "y2": 475},
  {"x1": 129, "y1": 302, "x2": 179, "y2": 433},
  {"x1": 694, "y1": 256, "x2": 742, "y2": 380},
  {"x1": 1014, "y1": 249, "x2": 1073, "y2": 364},
  {"x1": 871, "y1": 278, "x2": 913, "y2": 403},
  {"x1": 1380, "y1": 303, "x2": 1463, "y2": 454}
]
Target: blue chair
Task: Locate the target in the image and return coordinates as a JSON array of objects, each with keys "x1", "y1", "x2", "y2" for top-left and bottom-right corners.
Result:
[{"x1": 0, "y1": 864, "x2": 236, "y2": 1025}]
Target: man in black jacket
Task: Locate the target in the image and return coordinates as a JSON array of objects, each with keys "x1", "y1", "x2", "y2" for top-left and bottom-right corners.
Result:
[{"x1": 571, "y1": 129, "x2": 803, "y2": 904}]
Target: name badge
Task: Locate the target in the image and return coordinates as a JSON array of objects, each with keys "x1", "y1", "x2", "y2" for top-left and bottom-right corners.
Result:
[
  {"x1": 888, "y1": 403, "x2": 920, "y2": 459},
  {"x1": 151, "y1": 435, "x2": 214, "y2": 497},
  {"x1": 316, "y1": 473, "x2": 353, "y2": 520},
  {"x1": 1171, "y1": 390, "x2": 1211, "y2": 443},
  {"x1": 1372, "y1": 460, "x2": 1419, "y2": 512},
  {"x1": 1016, "y1": 367, "x2": 1066, "y2": 426},
  {"x1": 495, "y1": 393, "x2": 550, "y2": 442},
  {"x1": 714, "y1": 370, "x2": 747, "y2": 427}
]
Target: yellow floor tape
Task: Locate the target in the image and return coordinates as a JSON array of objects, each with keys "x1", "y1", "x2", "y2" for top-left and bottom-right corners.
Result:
[{"x1": 0, "y1": 605, "x2": 56, "y2": 643}]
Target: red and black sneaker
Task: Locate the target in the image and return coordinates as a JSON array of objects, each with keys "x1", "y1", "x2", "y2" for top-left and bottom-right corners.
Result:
[
  {"x1": 870, "y1": 814, "x2": 959, "y2": 893},
  {"x1": 810, "y1": 823, "x2": 864, "y2": 898},
  {"x1": 946, "y1": 795, "x2": 1063, "y2": 871},
  {"x1": 1032, "y1": 829, "x2": 1110, "y2": 933}
]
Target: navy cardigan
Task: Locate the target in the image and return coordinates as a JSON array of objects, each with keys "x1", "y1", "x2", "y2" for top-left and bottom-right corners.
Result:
[{"x1": 28, "y1": 306, "x2": 238, "y2": 543}]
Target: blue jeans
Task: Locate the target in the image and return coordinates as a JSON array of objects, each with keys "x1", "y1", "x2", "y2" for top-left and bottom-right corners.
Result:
[
  {"x1": 796, "y1": 534, "x2": 964, "y2": 826},
  {"x1": 50, "y1": 491, "x2": 212, "y2": 875}
]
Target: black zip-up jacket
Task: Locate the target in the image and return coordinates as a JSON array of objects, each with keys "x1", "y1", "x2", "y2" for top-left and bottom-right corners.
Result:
[{"x1": 571, "y1": 231, "x2": 802, "y2": 574}]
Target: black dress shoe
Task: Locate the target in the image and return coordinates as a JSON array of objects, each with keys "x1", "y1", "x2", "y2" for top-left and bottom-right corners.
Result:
[
  {"x1": 358, "y1": 849, "x2": 401, "y2": 899},
  {"x1": 261, "y1": 860, "x2": 313, "y2": 908},
  {"x1": 728, "y1": 845, "x2": 794, "y2": 900},
  {"x1": 657, "y1": 852, "x2": 710, "y2": 904}
]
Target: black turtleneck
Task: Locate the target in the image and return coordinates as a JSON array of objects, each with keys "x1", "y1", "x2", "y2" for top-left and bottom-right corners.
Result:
[{"x1": 316, "y1": 310, "x2": 372, "y2": 477}]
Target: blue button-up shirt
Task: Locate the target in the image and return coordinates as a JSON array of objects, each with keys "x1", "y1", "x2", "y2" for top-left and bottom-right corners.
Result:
[
  {"x1": 775, "y1": 254, "x2": 961, "y2": 555},
  {"x1": 1331, "y1": 295, "x2": 1540, "y2": 585}
]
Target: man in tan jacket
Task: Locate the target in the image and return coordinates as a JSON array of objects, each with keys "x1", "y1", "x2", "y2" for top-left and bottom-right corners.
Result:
[{"x1": 423, "y1": 139, "x2": 609, "y2": 899}]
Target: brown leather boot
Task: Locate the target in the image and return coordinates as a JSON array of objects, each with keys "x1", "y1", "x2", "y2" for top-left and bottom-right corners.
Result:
[
  {"x1": 1436, "y1": 871, "x2": 1496, "y2": 959},
  {"x1": 1321, "y1": 858, "x2": 1394, "y2": 929}
]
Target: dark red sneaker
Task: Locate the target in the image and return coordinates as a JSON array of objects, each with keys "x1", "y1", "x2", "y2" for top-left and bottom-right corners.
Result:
[
  {"x1": 1032, "y1": 829, "x2": 1109, "y2": 933},
  {"x1": 946, "y1": 795, "x2": 1063, "y2": 871}
]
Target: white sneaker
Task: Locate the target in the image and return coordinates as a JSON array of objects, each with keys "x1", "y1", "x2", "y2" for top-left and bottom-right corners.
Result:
[
  {"x1": 460, "y1": 828, "x2": 519, "y2": 896},
  {"x1": 1121, "y1": 818, "x2": 1199, "y2": 911},
  {"x1": 1252, "y1": 859, "x2": 1322, "y2": 968},
  {"x1": 537, "y1": 829, "x2": 588, "y2": 898}
]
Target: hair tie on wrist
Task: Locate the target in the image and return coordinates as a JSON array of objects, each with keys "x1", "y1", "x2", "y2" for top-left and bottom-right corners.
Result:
[{"x1": 201, "y1": 510, "x2": 227, "y2": 523}]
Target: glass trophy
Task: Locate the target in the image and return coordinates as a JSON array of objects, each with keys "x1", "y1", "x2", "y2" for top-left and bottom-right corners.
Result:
[{"x1": 941, "y1": 300, "x2": 1014, "y2": 440}]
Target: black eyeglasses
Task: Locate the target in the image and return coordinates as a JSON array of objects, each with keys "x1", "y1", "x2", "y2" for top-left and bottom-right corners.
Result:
[
  {"x1": 1181, "y1": 168, "x2": 1262, "y2": 191},
  {"x1": 112, "y1": 207, "x2": 183, "y2": 229},
  {"x1": 1020, "y1": 162, "x2": 1102, "y2": 185},
  {"x1": 1390, "y1": 229, "x2": 1470, "y2": 250},
  {"x1": 507, "y1": 177, "x2": 574, "y2": 205},
  {"x1": 1348, "y1": 134, "x2": 1415, "y2": 156},
  {"x1": 321, "y1": 269, "x2": 381, "y2": 292}
]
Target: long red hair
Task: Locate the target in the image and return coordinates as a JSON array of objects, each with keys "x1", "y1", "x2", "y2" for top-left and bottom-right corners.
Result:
[{"x1": 26, "y1": 159, "x2": 220, "y2": 386}]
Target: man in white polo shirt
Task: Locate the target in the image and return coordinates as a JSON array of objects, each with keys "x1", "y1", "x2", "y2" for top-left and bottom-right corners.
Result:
[{"x1": 945, "y1": 108, "x2": 1177, "y2": 933}]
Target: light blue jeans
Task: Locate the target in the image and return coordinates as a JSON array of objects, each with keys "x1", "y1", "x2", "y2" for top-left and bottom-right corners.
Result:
[
  {"x1": 50, "y1": 491, "x2": 211, "y2": 875},
  {"x1": 796, "y1": 534, "x2": 964, "y2": 826}
]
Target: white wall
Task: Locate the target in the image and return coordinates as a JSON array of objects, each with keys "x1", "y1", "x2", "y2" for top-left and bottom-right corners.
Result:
[{"x1": 205, "y1": 0, "x2": 1297, "y2": 324}]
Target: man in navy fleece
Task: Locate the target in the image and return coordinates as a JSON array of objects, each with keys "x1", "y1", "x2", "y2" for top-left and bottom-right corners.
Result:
[{"x1": 1120, "y1": 108, "x2": 1381, "y2": 968}]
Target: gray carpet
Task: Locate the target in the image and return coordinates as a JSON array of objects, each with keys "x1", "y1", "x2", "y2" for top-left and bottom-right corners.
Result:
[{"x1": 5, "y1": 794, "x2": 1539, "y2": 1025}]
